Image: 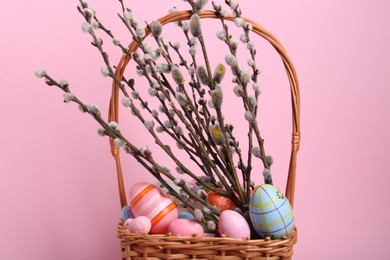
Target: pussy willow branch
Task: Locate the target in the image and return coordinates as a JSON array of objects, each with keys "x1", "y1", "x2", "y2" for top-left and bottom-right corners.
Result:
[
  {"x1": 141, "y1": 19, "x2": 244, "y2": 199},
  {"x1": 83, "y1": 4, "x2": 241, "y2": 201},
  {"x1": 42, "y1": 72, "x2": 220, "y2": 223},
  {"x1": 191, "y1": 12, "x2": 246, "y2": 203},
  {"x1": 78, "y1": 4, "x2": 225, "y2": 201},
  {"x1": 87, "y1": 16, "x2": 230, "y2": 196},
  {"x1": 233, "y1": 4, "x2": 262, "y2": 193},
  {"x1": 214, "y1": 4, "x2": 271, "y2": 186}
]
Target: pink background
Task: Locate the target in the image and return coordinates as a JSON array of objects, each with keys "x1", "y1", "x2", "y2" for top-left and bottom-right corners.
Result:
[{"x1": 1, "y1": 0, "x2": 390, "y2": 259}]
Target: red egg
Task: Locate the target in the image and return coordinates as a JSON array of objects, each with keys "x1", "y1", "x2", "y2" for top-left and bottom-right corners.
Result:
[{"x1": 206, "y1": 190, "x2": 236, "y2": 211}]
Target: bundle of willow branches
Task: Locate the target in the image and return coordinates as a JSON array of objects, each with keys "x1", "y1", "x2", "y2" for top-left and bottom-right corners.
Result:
[{"x1": 36, "y1": 0, "x2": 274, "y2": 228}]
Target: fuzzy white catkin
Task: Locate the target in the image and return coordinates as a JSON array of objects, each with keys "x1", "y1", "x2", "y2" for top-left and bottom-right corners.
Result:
[
  {"x1": 233, "y1": 85, "x2": 243, "y2": 97},
  {"x1": 216, "y1": 29, "x2": 226, "y2": 40},
  {"x1": 189, "y1": 37, "x2": 197, "y2": 46},
  {"x1": 164, "y1": 120, "x2": 172, "y2": 129},
  {"x1": 151, "y1": 20, "x2": 162, "y2": 38},
  {"x1": 229, "y1": 37, "x2": 239, "y2": 49},
  {"x1": 101, "y1": 67, "x2": 110, "y2": 77},
  {"x1": 212, "y1": 2, "x2": 221, "y2": 9},
  {"x1": 189, "y1": 46, "x2": 197, "y2": 56},
  {"x1": 81, "y1": 22, "x2": 92, "y2": 33},
  {"x1": 171, "y1": 66, "x2": 184, "y2": 84},
  {"x1": 122, "y1": 97, "x2": 132, "y2": 107},
  {"x1": 253, "y1": 83, "x2": 262, "y2": 95},
  {"x1": 197, "y1": 65, "x2": 209, "y2": 85},
  {"x1": 174, "y1": 125, "x2": 183, "y2": 135},
  {"x1": 240, "y1": 70, "x2": 251, "y2": 85},
  {"x1": 230, "y1": 1, "x2": 238, "y2": 9},
  {"x1": 189, "y1": 14, "x2": 201, "y2": 37},
  {"x1": 225, "y1": 54, "x2": 236, "y2": 66},
  {"x1": 169, "y1": 7, "x2": 178, "y2": 14},
  {"x1": 176, "y1": 92, "x2": 189, "y2": 106},
  {"x1": 207, "y1": 221, "x2": 216, "y2": 231},
  {"x1": 151, "y1": 109, "x2": 159, "y2": 117},
  {"x1": 240, "y1": 34, "x2": 248, "y2": 43},
  {"x1": 148, "y1": 87, "x2": 157, "y2": 96},
  {"x1": 144, "y1": 120, "x2": 154, "y2": 130},
  {"x1": 87, "y1": 104, "x2": 100, "y2": 115},
  {"x1": 249, "y1": 95, "x2": 257, "y2": 107},
  {"x1": 131, "y1": 91, "x2": 139, "y2": 99},
  {"x1": 247, "y1": 58, "x2": 255, "y2": 67},
  {"x1": 234, "y1": 17, "x2": 245, "y2": 28},
  {"x1": 177, "y1": 20, "x2": 186, "y2": 31},
  {"x1": 114, "y1": 138, "x2": 125, "y2": 147},
  {"x1": 156, "y1": 126, "x2": 164, "y2": 133},
  {"x1": 247, "y1": 41, "x2": 255, "y2": 50},
  {"x1": 59, "y1": 80, "x2": 68, "y2": 87},
  {"x1": 266, "y1": 155, "x2": 274, "y2": 166},
  {"x1": 253, "y1": 147, "x2": 261, "y2": 158},
  {"x1": 63, "y1": 92, "x2": 74, "y2": 102},
  {"x1": 97, "y1": 128, "x2": 106, "y2": 136},
  {"x1": 156, "y1": 63, "x2": 170, "y2": 73},
  {"x1": 140, "y1": 146, "x2": 152, "y2": 157},
  {"x1": 244, "y1": 111, "x2": 254, "y2": 122},
  {"x1": 263, "y1": 169, "x2": 272, "y2": 180},
  {"x1": 108, "y1": 121, "x2": 119, "y2": 130},
  {"x1": 188, "y1": 66, "x2": 196, "y2": 76},
  {"x1": 136, "y1": 26, "x2": 145, "y2": 37},
  {"x1": 35, "y1": 69, "x2": 46, "y2": 78},
  {"x1": 196, "y1": 0, "x2": 208, "y2": 10},
  {"x1": 112, "y1": 38, "x2": 120, "y2": 46},
  {"x1": 123, "y1": 10, "x2": 133, "y2": 21},
  {"x1": 172, "y1": 41, "x2": 181, "y2": 49},
  {"x1": 194, "y1": 209, "x2": 204, "y2": 221}
]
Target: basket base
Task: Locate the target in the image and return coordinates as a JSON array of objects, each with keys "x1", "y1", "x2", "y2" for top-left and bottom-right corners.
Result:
[{"x1": 118, "y1": 222, "x2": 297, "y2": 260}]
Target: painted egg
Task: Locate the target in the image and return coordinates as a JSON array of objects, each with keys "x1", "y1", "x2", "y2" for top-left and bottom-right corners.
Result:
[
  {"x1": 207, "y1": 190, "x2": 236, "y2": 211},
  {"x1": 121, "y1": 205, "x2": 135, "y2": 221},
  {"x1": 168, "y1": 219, "x2": 204, "y2": 237},
  {"x1": 129, "y1": 182, "x2": 178, "y2": 234},
  {"x1": 249, "y1": 184, "x2": 294, "y2": 239},
  {"x1": 125, "y1": 216, "x2": 151, "y2": 234},
  {"x1": 178, "y1": 211, "x2": 195, "y2": 221},
  {"x1": 218, "y1": 210, "x2": 250, "y2": 240},
  {"x1": 123, "y1": 218, "x2": 134, "y2": 230}
]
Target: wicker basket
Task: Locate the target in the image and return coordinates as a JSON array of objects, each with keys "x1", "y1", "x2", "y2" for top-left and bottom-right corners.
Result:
[{"x1": 109, "y1": 10, "x2": 300, "y2": 260}]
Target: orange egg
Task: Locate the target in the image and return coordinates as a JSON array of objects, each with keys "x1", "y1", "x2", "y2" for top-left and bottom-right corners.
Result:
[{"x1": 206, "y1": 190, "x2": 236, "y2": 211}]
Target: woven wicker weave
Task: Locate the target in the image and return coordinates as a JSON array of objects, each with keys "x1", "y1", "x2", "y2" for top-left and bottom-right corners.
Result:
[{"x1": 109, "y1": 9, "x2": 300, "y2": 260}]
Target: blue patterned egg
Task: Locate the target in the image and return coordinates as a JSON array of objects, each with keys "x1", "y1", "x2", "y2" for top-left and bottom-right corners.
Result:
[{"x1": 249, "y1": 184, "x2": 294, "y2": 239}]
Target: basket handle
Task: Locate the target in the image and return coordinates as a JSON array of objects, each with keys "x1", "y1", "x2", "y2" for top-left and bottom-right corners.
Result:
[{"x1": 109, "y1": 10, "x2": 301, "y2": 209}]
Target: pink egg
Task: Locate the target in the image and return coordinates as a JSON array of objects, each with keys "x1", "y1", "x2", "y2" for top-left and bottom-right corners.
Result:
[
  {"x1": 218, "y1": 210, "x2": 250, "y2": 240},
  {"x1": 168, "y1": 219, "x2": 204, "y2": 237},
  {"x1": 129, "y1": 182, "x2": 178, "y2": 234},
  {"x1": 125, "y1": 216, "x2": 151, "y2": 234},
  {"x1": 124, "y1": 218, "x2": 134, "y2": 230}
]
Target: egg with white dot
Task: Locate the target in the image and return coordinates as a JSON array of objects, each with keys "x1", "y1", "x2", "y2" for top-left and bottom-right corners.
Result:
[
  {"x1": 249, "y1": 184, "x2": 294, "y2": 239},
  {"x1": 168, "y1": 219, "x2": 204, "y2": 237},
  {"x1": 218, "y1": 210, "x2": 250, "y2": 240}
]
